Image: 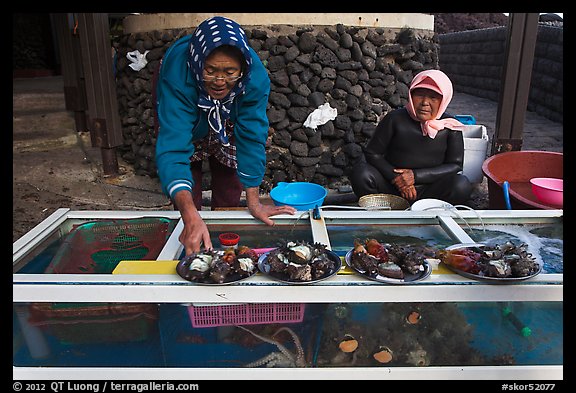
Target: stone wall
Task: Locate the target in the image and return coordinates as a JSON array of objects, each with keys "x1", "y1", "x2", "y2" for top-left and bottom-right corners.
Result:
[
  {"x1": 115, "y1": 25, "x2": 439, "y2": 190},
  {"x1": 438, "y1": 24, "x2": 563, "y2": 124}
]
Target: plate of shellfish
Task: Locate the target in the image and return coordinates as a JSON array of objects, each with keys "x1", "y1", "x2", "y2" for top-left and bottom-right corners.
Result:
[
  {"x1": 436, "y1": 241, "x2": 542, "y2": 283},
  {"x1": 344, "y1": 239, "x2": 433, "y2": 284},
  {"x1": 176, "y1": 246, "x2": 259, "y2": 285},
  {"x1": 257, "y1": 241, "x2": 342, "y2": 284}
]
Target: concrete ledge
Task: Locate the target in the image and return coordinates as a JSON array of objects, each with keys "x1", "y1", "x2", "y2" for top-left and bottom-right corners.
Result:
[
  {"x1": 13, "y1": 69, "x2": 58, "y2": 78},
  {"x1": 123, "y1": 13, "x2": 434, "y2": 34}
]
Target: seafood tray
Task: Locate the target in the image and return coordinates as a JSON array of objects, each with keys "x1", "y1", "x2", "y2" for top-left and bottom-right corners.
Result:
[
  {"x1": 438, "y1": 242, "x2": 542, "y2": 283},
  {"x1": 344, "y1": 249, "x2": 432, "y2": 284},
  {"x1": 176, "y1": 246, "x2": 259, "y2": 285},
  {"x1": 27, "y1": 303, "x2": 159, "y2": 345},
  {"x1": 257, "y1": 241, "x2": 341, "y2": 284},
  {"x1": 187, "y1": 303, "x2": 305, "y2": 328},
  {"x1": 345, "y1": 239, "x2": 433, "y2": 284}
]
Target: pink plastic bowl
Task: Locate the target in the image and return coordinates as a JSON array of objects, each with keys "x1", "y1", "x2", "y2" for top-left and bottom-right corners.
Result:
[{"x1": 530, "y1": 177, "x2": 563, "y2": 207}]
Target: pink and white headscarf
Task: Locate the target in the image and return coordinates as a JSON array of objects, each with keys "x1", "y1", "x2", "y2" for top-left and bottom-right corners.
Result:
[{"x1": 406, "y1": 69, "x2": 465, "y2": 139}]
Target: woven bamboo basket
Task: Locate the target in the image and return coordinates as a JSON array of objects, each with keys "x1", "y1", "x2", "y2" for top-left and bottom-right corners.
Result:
[{"x1": 358, "y1": 194, "x2": 410, "y2": 210}]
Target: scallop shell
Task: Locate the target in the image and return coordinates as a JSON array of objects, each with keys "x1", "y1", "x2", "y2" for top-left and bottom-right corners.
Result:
[
  {"x1": 406, "y1": 311, "x2": 421, "y2": 325},
  {"x1": 373, "y1": 347, "x2": 393, "y2": 363},
  {"x1": 338, "y1": 338, "x2": 359, "y2": 353}
]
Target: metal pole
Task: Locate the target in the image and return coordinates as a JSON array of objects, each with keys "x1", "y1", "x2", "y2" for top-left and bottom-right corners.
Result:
[
  {"x1": 51, "y1": 13, "x2": 88, "y2": 133},
  {"x1": 492, "y1": 13, "x2": 539, "y2": 154},
  {"x1": 77, "y1": 13, "x2": 122, "y2": 176}
]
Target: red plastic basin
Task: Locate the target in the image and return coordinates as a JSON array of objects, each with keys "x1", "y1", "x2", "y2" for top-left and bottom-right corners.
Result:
[{"x1": 482, "y1": 150, "x2": 563, "y2": 210}]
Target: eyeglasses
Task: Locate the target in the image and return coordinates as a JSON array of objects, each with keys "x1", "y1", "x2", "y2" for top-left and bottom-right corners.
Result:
[{"x1": 202, "y1": 73, "x2": 243, "y2": 83}]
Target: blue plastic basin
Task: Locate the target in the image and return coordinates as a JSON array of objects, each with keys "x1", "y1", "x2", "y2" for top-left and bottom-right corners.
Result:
[
  {"x1": 270, "y1": 182, "x2": 327, "y2": 210},
  {"x1": 454, "y1": 114, "x2": 477, "y2": 125}
]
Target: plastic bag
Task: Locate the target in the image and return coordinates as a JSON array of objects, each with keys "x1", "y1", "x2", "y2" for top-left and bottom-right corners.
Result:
[
  {"x1": 303, "y1": 103, "x2": 338, "y2": 130},
  {"x1": 126, "y1": 50, "x2": 150, "y2": 71}
]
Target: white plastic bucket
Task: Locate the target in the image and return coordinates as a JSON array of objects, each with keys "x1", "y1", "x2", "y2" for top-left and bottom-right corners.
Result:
[{"x1": 461, "y1": 125, "x2": 489, "y2": 183}]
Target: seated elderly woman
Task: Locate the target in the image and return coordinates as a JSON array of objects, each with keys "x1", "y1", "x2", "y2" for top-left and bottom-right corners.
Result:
[{"x1": 350, "y1": 69, "x2": 472, "y2": 205}]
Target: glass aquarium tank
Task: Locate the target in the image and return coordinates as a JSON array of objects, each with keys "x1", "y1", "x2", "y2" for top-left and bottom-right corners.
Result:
[
  {"x1": 14, "y1": 301, "x2": 562, "y2": 368},
  {"x1": 13, "y1": 208, "x2": 563, "y2": 379}
]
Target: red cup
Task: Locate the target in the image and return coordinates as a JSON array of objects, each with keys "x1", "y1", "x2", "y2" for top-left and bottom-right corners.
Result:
[{"x1": 219, "y1": 232, "x2": 240, "y2": 248}]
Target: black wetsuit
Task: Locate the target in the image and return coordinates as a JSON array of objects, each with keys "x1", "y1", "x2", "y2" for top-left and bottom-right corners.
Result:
[{"x1": 350, "y1": 108, "x2": 472, "y2": 205}]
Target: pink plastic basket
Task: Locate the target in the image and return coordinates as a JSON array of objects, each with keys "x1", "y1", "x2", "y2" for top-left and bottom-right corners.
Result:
[{"x1": 187, "y1": 303, "x2": 305, "y2": 328}]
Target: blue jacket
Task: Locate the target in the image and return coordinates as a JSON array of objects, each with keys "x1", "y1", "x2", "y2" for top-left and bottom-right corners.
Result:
[{"x1": 155, "y1": 35, "x2": 270, "y2": 200}]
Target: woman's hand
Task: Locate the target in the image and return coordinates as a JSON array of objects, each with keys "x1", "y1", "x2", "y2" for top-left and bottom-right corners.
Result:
[
  {"x1": 392, "y1": 168, "x2": 417, "y2": 201},
  {"x1": 392, "y1": 168, "x2": 415, "y2": 187},
  {"x1": 245, "y1": 187, "x2": 296, "y2": 225},
  {"x1": 398, "y1": 185, "x2": 417, "y2": 201},
  {"x1": 179, "y1": 213, "x2": 212, "y2": 255},
  {"x1": 173, "y1": 190, "x2": 213, "y2": 255}
]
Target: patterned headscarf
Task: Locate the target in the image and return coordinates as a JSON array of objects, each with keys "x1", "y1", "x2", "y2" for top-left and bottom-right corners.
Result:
[
  {"x1": 188, "y1": 16, "x2": 253, "y2": 146},
  {"x1": 405, "y1": 69, "x2": 465, "y2": 139}
]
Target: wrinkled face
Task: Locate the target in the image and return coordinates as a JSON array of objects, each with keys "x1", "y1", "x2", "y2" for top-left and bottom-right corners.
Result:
[
  {"x1": 202, "y1": 50, "x2": 243, "y2": 100},
  {"x1": 411, "y1": 88, "x2": 443, "y2": 122}
]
